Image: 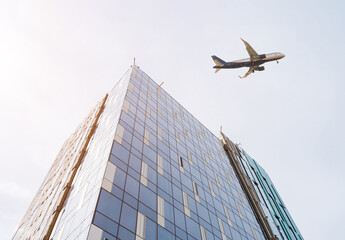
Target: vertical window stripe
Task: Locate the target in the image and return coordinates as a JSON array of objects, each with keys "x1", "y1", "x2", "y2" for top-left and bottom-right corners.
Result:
[
  {"x1": 140, "y1": 162, "x2": 148, "y2": 186},
  {"x1": 179, "y1": 156, "x2": 184, "y2": 173},
  {"x1": 193, "y1": 181, "x2": 200, "y2": 202},
  {"x1": 157, "y1": 126, "x2": 162, "y2": 141},
  {"x1": 146, "y1": 106, "x2": 151, "y2": 119},
  {"x1": 182, "y1": 191, "x2": 190, "y2": 217},
  {"x1": 115, "y1": 124, "x2": 125, "y2": 144},
  {"x1": 157, "y1": 154, "x2": 163, "y2": 175},
  {"x1": 200, "y1": 225, "x2": 207, "y2": 240},
  {"x1": 217, "y1": 217, "x2": 227, "y2": 240},
  {"x1": 136, "y1": 212, "x2": 146, "y2": 240},
  {"x1": 157, "y1": 196, "x2": 165, "y2": 227},
  {"x1": 187, "y1": 151, "x2": 193, "y2": 165},
  {"x1": 223, "y1": 204, "x2": 232, "y2": 227},
  {"x1": 144, "y1": 129, "x2": 150, "y2": 146},
  {"x1": 208, "y1": 179, "x2": 215, "y2": 197},
  {"x1": 202, "y1": 152, "x2": 207, "y2": 165}
]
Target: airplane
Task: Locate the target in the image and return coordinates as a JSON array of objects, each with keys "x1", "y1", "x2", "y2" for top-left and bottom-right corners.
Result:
[{"x1": 212, "y1": 38, "x2": 285, "y2": 78}]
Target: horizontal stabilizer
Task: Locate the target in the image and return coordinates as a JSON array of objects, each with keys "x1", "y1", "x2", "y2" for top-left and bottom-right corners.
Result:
[{"x1": 215, "y1": 68, "x2": 221, "y2": 73}]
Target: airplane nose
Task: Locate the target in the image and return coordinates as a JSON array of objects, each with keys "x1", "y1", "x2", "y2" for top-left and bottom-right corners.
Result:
[{"x1": 281, "y1": 53, "x2": 285, "y2": 58}]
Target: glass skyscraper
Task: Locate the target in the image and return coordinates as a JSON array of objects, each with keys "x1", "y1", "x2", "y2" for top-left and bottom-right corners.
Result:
[{"x1": 13, "y1": 65, "x2": 302, "y2": 240}]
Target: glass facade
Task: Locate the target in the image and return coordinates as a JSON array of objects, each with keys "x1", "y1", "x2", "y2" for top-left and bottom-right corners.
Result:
[
  {"x1": 89, "y1": 65, "x2": 265, "y2": 240},
  {"x1": 237, "y1": 149, "x2": 303, "y2": 240},
  {"x1": 13, "y1": 65, "x2": 301, "y2": 240}
]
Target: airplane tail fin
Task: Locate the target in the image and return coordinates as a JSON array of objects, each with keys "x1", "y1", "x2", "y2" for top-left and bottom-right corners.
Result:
[
  {"x1": 211, "y1": 55, "x2": 226, "y2": 66},
  {"x1": 212, "y1": 55, "x2": 225, "y2": 73}
]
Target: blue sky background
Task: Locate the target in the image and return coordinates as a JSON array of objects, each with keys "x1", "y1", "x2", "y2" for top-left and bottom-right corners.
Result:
[{"x1": 1, "y1": 1, "x2": 344, "y2": 239}]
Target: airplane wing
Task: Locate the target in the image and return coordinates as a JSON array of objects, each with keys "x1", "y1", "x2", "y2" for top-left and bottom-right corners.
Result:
[
  {"x1": 239, "y1": 66, "x2": 255, "y2": 79},
  {"x1": 241, "y1": 38, "x2": 259, "y2": 61}
]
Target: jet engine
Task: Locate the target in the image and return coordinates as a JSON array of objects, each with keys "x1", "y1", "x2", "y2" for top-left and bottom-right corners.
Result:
[{"x1": 256, "y1": 66, "x2": 265, "y2": 71}]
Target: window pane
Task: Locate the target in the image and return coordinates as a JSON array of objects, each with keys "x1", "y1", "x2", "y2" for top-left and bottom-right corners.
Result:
[{"x1": 96, "y1": 189, "x2": 122, "y2": 223}]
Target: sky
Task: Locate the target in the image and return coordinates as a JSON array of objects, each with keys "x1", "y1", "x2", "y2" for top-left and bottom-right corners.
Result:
[{"x1": 0, "y1": 0, "x2": 344, "y2": 239}]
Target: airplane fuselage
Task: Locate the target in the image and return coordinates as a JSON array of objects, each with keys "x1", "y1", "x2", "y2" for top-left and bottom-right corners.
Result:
[{"x1": 213, "y1": 52, "x2": 285, "y2": 69}]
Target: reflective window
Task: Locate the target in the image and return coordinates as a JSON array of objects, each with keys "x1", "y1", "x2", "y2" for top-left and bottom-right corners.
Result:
[
  {"x1": 96, "y1": 189, "x2": 122, "y2": 222},
  {"x1": 93, "y1": 212, "x2": 118, "y2": 237}
]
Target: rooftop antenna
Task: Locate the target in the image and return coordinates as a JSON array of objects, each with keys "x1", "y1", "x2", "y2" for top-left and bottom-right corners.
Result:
[{"x1": 134, "y1": 57, "x2": 136, "y2": 65}]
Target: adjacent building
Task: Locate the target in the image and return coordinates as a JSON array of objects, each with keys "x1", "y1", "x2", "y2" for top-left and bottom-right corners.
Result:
[
  {"x1": 13, "y1": 65, "x2": 302, "y2": 240},
  {"x1": 237, "y1": 149, "x2": 303, "y2": 240}
]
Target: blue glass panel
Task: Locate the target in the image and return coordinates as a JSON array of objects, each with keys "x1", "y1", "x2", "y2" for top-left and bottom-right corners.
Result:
[
  {"x1": 143, "y1": 145, "x2": 157, "y2": 163},
  {"x1": 205, "y1": 229, "x2": 215, "y2": 240},
  {"x1": 136, "y1": 109, "x2": 145, "y2": 122},
  {"x1": 174, "y1": 208, "x2": 186, "y2": 230},
  {"x1": 132, "y1": 136, "x2": 143, "y2": 152},
  {"x1": 171, "y1": 166, "x2": 180, "y2": 181},
  {"x1": 113, "y1": 167, "x2": 126, "y2": 189},
  {"x1": 172, "y1": 184, "x2": 182, "y2": 203},
  {"x1": 158, "y1": 174, "x2": 172, "y2": 194},
  {"x1": 212, "y1": 226, "x2": 222, "y2": 240},
  {"x1": 229, "y1": 228, "x2": 241, "y2": 240},
  {"x1": 234, "y1": 214, "x2": 244, "y2": 229},
  {"x1": 109, "y1": 155, "x2": 127, "y2": 172},
  {"x1": 96, "y1": 189, "x2": 121, "y2": 222},
  {"x1": 93, "y1": 212, "x2": 118, "y2": 237},
  {"x1": 223, "y1": 223, "x2": 232, "y2": 239},
  {"x1": 117, "y1": 225, "x2": 135, "y2": 240},
  {"x1": 111, "y1": 142, "x2": 130, "y2": 164},
  {"x1": 190, "y1": 211, "x2": 199, "y2": 223},
  {"x1": 209, "y1": 212, "x2": 219, "y2": 228},
  {"x1": 145, "y1": 217, "x2": 157, "y2": 240},
  {"x1": 242, "y1": 220, "x2": 252, "y2": 236},
  {"x1": 186, "y1": 217, "x2": 201, "y2": 240},
  {"x1": 143, "y1": 155, "x2": 156, "y2": 170},
  {"x1": 139, "y1": 202, "x2": 156, "y2": 222},
  {"x1": 165, "y1": 219, "x2": 175, "y2": 235},
  {"x1": 111, "y1": 184, "x2": 124, "y2": 200},
  {"x1": 205, "y1": 192, "x2": 214, "y2": 208},
  {"x1": 121, "y1": 112, "x2": 135, "y2": 128},
  {"x1": 120, "y1": 203, "x2": 137, "y2": 233},
  {"x1": 134, "y1": 121, "x2": 144, "y2": 136},
  {"x1": 158, "y1": 225, "x2": 175, "y2": 240},
  {"x1": 139, "y1": 185, "x2": 157, "y2": 211},
  {"x1": 175, "y1": 226, "x2": 187, "y2": 240},
  {"x1": 130, "y1": 146, "x2": 142, "y2": 159},
  {"x1": 197, "y1": 203, "x2": 210, "y2": 222},
  {"x1": 125, "y1": 175, "x2": 139, "y2": 198},
  {"x1": 123, "y1": 129, "x2": 133, "y2": 146},
  {"x1": 188, "y1": 197, "x2": 197, "y2": 214},
  {"x1": 119, "y1": 119, "x2": 133, "y2": 135},
  {"x1": 213, "y1": 198, "x2": 223, "y2": 214},
  {"x1": 158, "y1": 141, "x2": 169, "y2": 157},
  {"x1": 158, "y1": 188, "x2": 173, "y2": 204},
  {"x1": 147, "y1": 180, "x2": 157, "y2": 194},
  {"x1": 127, "y1": 167, "x2": 140, "y2": 181},
  {"x1": 147, "y1": 166, "x2": 157, "y2": 185},
  {"x1": 174, "y1": 199, "x2": 184, "y2": 213},
  {"x1": 123, "y1": 193, "x2": 138, "y2": 209},
  {"x1": 180, "y1": 174, "x2": 192, "y2": 190},
  {"x1": 129, "y1": 153, "x2": 141, "y2": 172},
  {"x1": 165, "y1": 201, "x2": 174, "y2": 223},
  {"x1": 199, "y1": 218, "x2": 212, "y2": 233}
]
